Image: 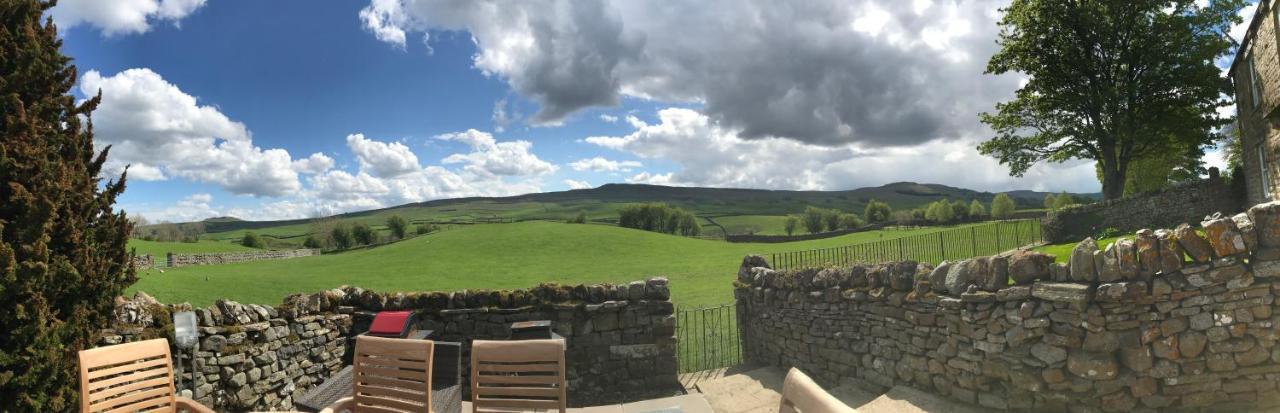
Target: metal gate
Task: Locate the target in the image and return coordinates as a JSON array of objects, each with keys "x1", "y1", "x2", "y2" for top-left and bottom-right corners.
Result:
[{"x1": 675, "y1": 302, "x2": 742, "y2": 373}]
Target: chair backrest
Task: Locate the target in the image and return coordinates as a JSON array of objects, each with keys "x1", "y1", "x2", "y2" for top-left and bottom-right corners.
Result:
[
  {"x1": 470, "y1": 339, "x2": 567, "y2": 413},
  {"x1": 78, "y1": 338, "x2": 177, "y2": 413},
  {"x1": 352, "y1": 335, "x2": 435, "y2": 412},
  {"x1": 778, "y1": 368, "x2": 855, "y2": 413}
]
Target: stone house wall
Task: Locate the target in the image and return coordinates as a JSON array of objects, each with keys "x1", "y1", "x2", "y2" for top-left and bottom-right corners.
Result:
[
  {"x1": 736, "y1": 200, "x2": 1280, "y2": 411},
  {"x1": 1041, "y1": 170, "x2": 1240, "y2": 243},
  {"x1": 1232, "y1": 0, "x2": 1280, "y2": 206},
  {"x1": 166, "y1": 248, "x2": 321, "y2": 267},
  {"x1": 101, "y1": 278, "x2": 679, "y2": 412}
]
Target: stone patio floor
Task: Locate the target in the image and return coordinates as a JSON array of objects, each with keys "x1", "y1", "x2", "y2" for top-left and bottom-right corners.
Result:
[
  {"x1": 689, "y1": 366, "x2": 985, "y2": 413},
  {"x1": 460, "y1": 365, "x2": 984, "y2": 412}
]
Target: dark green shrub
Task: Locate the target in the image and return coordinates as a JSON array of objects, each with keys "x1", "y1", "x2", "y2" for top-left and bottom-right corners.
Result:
[
  {"x1": 0, "y1": 3, "x2": 136, "y2": 408},
  {"x1": 568, "y1": 211, "x2": 587, "y2": 224},
  {"x1": 302, "y1": 235, "x2": 323, "y2": 249},
  {"x1": 802, "y1": 206, "x2": 826, "y2": 234},
  {"x1": 823, "y1": 209, "x2": 841, "y2": 232},
  {"x1": 863, "y1": 199, "x2": 893, "y2": 223},
  {"x1": 386, "y1": 215, "x2": 408, "y2": 239},
  {"x1": 784, "y1": 216, "x2": 800, "y2": 236},
  {"x1": 331, "y1": 224, "x2": 354, "y2": 250},
  {"x1": 241, "y1": 232, "x2": 265, "y2": 248},
  {"x1": 352, "y1": 223, "x2": 377, "y2": 245}
]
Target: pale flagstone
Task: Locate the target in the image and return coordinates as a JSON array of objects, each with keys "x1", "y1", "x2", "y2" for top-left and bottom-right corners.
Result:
[{"x1": 695, "y1": 366, "x2": 981, "y2": 413}]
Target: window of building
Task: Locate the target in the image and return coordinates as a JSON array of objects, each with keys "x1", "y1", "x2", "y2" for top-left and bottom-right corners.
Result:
[
  {"x1": 1251, "y1": 54, "x2": 1263, "y2": 108},
  {"x1": 1261, "y1": 143, "x2": 1273, "y2": 198}
]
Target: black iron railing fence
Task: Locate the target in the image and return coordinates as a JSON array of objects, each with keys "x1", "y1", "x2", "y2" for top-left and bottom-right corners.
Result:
[
  {"x1": 675, "y1": 302, "x2": 741, "y2": 373},
  {"x1": 768, "y1": 219, "x2": 1043, "y2": 271}
]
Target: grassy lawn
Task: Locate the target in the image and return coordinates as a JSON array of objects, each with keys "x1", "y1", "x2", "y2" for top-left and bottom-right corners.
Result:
[
  {"x1": 131, "y1": 220, "x2": 1037, "y2": 308},
  {"x1": 129, "y1": 239, "x2": 257, "y2": 257},
  {"x1": 1033, "y1": 236, "x2": 1122, "y2": 263}
]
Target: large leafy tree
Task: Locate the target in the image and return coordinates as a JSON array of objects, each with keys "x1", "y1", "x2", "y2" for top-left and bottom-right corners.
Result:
[
  {"x1": 0, "y1": 1, "x2": 136, "y2": 409},
  {"x1": 980, "y1": 0, "x2": 1244, "y2": 200}
]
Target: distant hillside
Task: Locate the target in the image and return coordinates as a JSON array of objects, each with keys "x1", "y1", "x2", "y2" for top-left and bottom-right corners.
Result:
[{"x1": 193, "y1": 182, "x2": 1098, "y2": 237}]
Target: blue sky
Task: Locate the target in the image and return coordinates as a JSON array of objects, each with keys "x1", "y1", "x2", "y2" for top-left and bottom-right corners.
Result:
[{"x1": 48, "y1": 0, "x2": 1243, "y2": 222}]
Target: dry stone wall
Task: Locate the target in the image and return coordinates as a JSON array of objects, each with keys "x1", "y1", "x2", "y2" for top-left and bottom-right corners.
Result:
[
  {"x1": 167, "y1": 248, "x2": 320, "y2": 267},
  {"x1": 101, "y1": 278, "x2": 678, "y2": 412},
  {"x1": 736, "y1": 200, "x2": 1280, "y2": 412},
  {"x1": 1042, "y1": 170, "x2": 1242, "y2": 243}
]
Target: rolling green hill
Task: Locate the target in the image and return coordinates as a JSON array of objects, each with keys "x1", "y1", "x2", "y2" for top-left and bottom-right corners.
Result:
[
  {"x1": 154, "y1": 183, "x2": 1090, "y2": 249},
  {"x1": 129, "y1": 239, "x2": 258, "y2": 257},
  {"x1": 130, "y1": 220, "x2": 1011, "y2": 308}
]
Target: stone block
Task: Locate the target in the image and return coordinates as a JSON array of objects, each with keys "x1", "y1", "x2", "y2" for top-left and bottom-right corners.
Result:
[
  {"x1": 1248, "y1": 201, "x2": 1280, "y2": 250},
  {"x1": 1155, "y1": 229, "x2": 1183, "y2": 273},
  {"x1": 1031, "y1": 282, "x2": 1093, "y2": 306},
  {"x1": 1069, "y1": 237, "x2": 1099, "y2": 282},
  {"x1": 1176, "y1": 223, "x2": 1214, "y2": 263},
  {"x1": 1136, "y1": 230, "x2": 1161, "y2": 277},
  {"x1": 1008, "y1": 250, "x2": 1053, "y2": 285},
  {"x1": 1067, "y1": 350, "x2": 1119, "y2": 380},
  {"x1": 1114, "y1": 238, "x2": 1139, "y2": 280},
  {"x1": 1202, "y1": 214, "x2": 1249, "y2": 258}
]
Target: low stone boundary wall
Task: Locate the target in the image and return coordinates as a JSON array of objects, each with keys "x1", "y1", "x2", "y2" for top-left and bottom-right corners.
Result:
[
  {"x1": 725, "y1": 224, "x2": 885, "y2": 243},
  {"x1": 132, "y1": 254, "x2": 155, "y2": 269},
  {"x1": 735, "y1": 200, "x2": 1280, "y2": 411},
  {"x1": 1042, "y1": 169, "x2": 1241, "y2": 243},
  {"x1": 101, "y1": 278, "x2": 679, "y2": 411},
  {"x1": 167, "y1": 248, "x2": 320, "y2": 267}
]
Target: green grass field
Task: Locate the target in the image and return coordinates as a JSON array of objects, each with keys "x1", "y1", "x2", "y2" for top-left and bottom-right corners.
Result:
[
  {"x1": 1033, "y1": 237, "x2": 1122, "y2": 263},
  {"x1": 129, "y1": 239, "x2": 257, "y2": 257},
  {"x1": 131, "y1": 220, "x2": 1031, "y2": 308}
]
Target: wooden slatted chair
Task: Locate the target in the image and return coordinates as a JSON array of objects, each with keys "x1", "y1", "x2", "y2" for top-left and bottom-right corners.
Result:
[
  {"x1": 778, "y1": 368, "x2": 855, "y2": 413},
  {"x1": 321, "y1": 335, "x2": 436, "y2": 413},
  {"x1": 77, "y1": 338, "x2": 214, "y2": 413},
  {"x1": 469, "y1": 339, "x2": 567, "y2": 413}
]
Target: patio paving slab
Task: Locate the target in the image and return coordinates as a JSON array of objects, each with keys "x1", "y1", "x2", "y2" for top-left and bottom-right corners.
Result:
[{"x1": 693, "y1": 366, "x2": 983, "y2": 413}]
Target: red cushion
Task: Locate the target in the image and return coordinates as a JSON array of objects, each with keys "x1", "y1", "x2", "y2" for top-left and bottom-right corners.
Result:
[{"x1": 369, "y1": 311, "x2": 411, "y2": 336}]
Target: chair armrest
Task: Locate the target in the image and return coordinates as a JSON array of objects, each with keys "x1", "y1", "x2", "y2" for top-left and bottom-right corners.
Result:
[
  {"x1": 319, "y1": 396, "x2": 354, "y2": 413},
  {"x1": 175, "y1": 396, "x2": 216, "y2": 413}
]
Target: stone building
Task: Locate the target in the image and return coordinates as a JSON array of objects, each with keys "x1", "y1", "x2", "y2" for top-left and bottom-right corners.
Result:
[{"x1": 1233, "y1": 0, "x2": 1280, "y2": 205}]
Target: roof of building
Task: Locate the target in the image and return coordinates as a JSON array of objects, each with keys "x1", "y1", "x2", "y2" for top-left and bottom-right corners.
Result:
[{"x1": 1231, "y1": 0, "x2": 1272, "y2": 74}]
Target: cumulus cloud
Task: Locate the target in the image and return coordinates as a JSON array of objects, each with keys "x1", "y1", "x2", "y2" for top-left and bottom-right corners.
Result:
[
  {"x1": 346, "y1": 134, "x2": 421, "y2": 177},
  {"x1": 589, "y1": 108, "x2": 1101, "y2": 193},
  {"x1": 49, "y1": 0, "x2": 207, "y2": 35},
  {"x1": 435, "y1": 129, "x2": 558, "y2": 177},
  {"x1": 569, "y1": 156, "x2": 642, "y2": 172},
  {"x1": 563, "y1": 179, "x2": 593, "y2": 190},
  {"x1": 359, "y1": 0, "x2": 1020, "y2": 147},
  {"x1": 292, "y1": 153, "x2": 336, "y2": 175},
  {"x1": 81, "y1": 68, "x2": 303, "y2": 197}
]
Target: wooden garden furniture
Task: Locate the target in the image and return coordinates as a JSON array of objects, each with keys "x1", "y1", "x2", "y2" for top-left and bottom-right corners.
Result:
[
  {"x1": 777, "y1": 368, "x2": 855, "y2": 413},
  {"x1": 77, "y1": 338, "x2": 215, "y2": 413},
  {"x1": 469, "y1": 339, "x2": 567, "y2": 413},
  {"x1": 320, "y1": 335, "x2": 437, "y2": 413}
]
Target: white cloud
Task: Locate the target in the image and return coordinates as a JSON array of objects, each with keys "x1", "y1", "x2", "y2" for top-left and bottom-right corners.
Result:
[
  {"x1": 346, "y1": 133, "x2": 421, "y2": 177},
  {"x1": 563, "y1": 179, "x2": 593, "y2": 190},
  {"x1": 435, "y1": 129, "x2": 558, "y2": 177},
  {"x1": 358, "y1": 0, "x2": 1021, "y2": 147},
  {"x1": 599, "y1": 114, "x2": 619, "y2": 123},
  {"x1": 292, "y1": 153, "x2": 335, "y2": 175},
  {"x1": 569, "y1": 157, "x2": 642, "y2": 172},
  {"x1": 138, "y1": 192, "x2": 219, "y2": 222},
  {"x1": 81, "y1": 68, "x2": 303, "y2": 197},
  {"x1": 49, "y1": 0, "x2": 206, "y2": 35},
  {"x1": 589, "y1": 107, "x2": 1101, "y2": 193}
]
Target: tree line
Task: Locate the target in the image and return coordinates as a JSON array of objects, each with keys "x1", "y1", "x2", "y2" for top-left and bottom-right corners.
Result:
[
  {"x1": 617, "y1": 203, "x2": 703, "y2": 236},
  {"x1": 239, "y1": 215, "x2": 438, "y2": 250},
  {"x1": 781, "y1": 194, "x2": 1042, "y2": 235}
]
